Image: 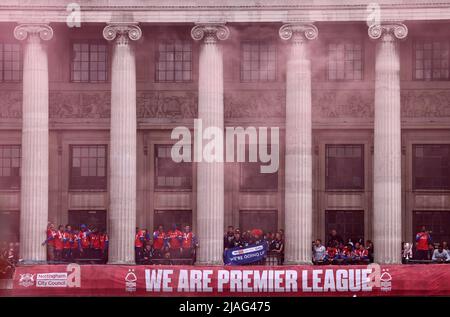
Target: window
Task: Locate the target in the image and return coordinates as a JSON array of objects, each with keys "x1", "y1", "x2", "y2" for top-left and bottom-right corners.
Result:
[
  {"x1": 240, "y1": 144, "x2": 278, "y2": 191},
  {"x1": 239, "y1": 210, "x2": 277, "y2": 234},
  {"x1": 156, "y1": 40, "x2": 192, "y2": 82},
  {"x1": 0, "y1": 43, "x2": 22, "y2": 82},
  {"x1": 325, "y1": 210, "x2": 364, "y2": 243},
  {"x1": 155, "y1": 145, "x2": 192, "y2": 189},
  {"x1": 241, "y1": 41, "x2": 277, "y2": 82},
  {"x1": 325, "y1": 145, "x2": 364, "y2": 190},
  {"x1": 413, "y1": 211, "x2": 450, "y2": 244},
  {"x1": 413, "y1": 144, "x2": 450, "y2": 190},
  {"x1": 0, "y1": 211, "x2": 20, "y2": 242},
  {"x1": 0, "y1": 145, "x2": 20, "y2": 190},
  {"x1": 327, "y1": 41, "x2": 363, "y2": 80},
  {"x1": 240, "y1": 162, "x2": 278, "y2": 191},
  {"x1": 68, "y1": 210, "x2": 107, "y2": 231},
  {"x1": 70, "y1": 145, "x2": 107, "y2": 190},
  {"x1": 154, "y1": 210, "x2": 192, "y2": 231},
  {"x1": 414, "y1": 40, "x2": 449, "y2": 81},
  {"x1": 71, "y1": 42, "x2": 108, "y2": 82}
]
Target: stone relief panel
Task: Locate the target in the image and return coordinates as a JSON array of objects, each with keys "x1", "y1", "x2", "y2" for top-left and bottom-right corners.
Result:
[
  {"x1": 137, "y1": 91, "x2": 197, "y2": 119},
  {"x1": 49, "y1": 91, "x2": 111, "y2": 119},
  {"x1": 312, "y1": 90, "x2": 374, "y2": 119},
  {"x1": 0, "y1": 91, "x2": 22, "y2": 118},
  {"x1": 401, "y1": 90, "x2": 450, "y2": 118},
  {"x1": 224, "y1": 90, "x2": 285, "y2": 118}
]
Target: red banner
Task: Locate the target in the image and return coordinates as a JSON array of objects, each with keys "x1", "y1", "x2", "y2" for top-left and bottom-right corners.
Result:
[{"x1": 11, "y1": 264, "x2": 450, "y2": 296}]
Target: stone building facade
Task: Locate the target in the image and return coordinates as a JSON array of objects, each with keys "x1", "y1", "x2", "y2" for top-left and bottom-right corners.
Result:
[{"x1": 0, "y1": 0, "x2": 450, "y2": 264}]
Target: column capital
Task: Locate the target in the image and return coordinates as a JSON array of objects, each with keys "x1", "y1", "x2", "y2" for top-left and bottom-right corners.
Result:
[
  {"x1": 191, "y1": 23, "x2": 230, "y2": 44},
  {"x1": 368, "y1": 22, "x2": 408, "y2": 42},
  {"x1": 14, "y1": 24, "x2": 53, "y2": 41},
  {"x1": 279, "y1": 23, "x2": 318, "y2": 43},
  {"x1": 103, "y1": 23, "x2": 142, "y2": 45}
]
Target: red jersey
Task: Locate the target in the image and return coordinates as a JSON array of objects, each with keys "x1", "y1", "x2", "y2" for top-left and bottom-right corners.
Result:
[
  {"x1": 99, "y1": 234, "x2": 109, "y2": 250},
  {"x1": 91, "y1": 233, "x2": 101, "y2": 250},
  {"x1": 71, "y1": 233, "x2": 80, "y2": 250},
  {"x1": 342, "y1": 246, "x2": 352, "y2": 256},
  {"x1": 182, "y1": 232, "x2": 195, "y2": 249},
  {"x1": 153, "y1": 231, "x2": 166, "y2": 250},
  {"x1": 355, "y1": 248, "x2": 368, "y2": 257},
  {"x1": 326, "y1": 247, "x2": 338, "y2": 258},
  {"x1": 79, "y1": 230, "x2": 91, "y2": 249},
  {"x1": 135, "y1": 230, "x2": 145, "y2": 248},
  {"x1": 46, "y1": 229, "x2": 56, "y2": 246},
  {"x1": 54, "y1": 230, "x2": 64, "y2": 250},
  {"x1": 168, "y1": 229, "x2": 183, "y2": 249},
  {"x1": 416, "y1": 232, "x2": 431, "y2": 251},
  {"x1": 63, "y1": 231, "x2": 72, "y2": 249}
]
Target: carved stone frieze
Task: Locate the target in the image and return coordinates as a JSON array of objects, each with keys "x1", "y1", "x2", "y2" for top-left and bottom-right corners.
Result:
[
  {"x1": 49, "y1": 91, "x2": 111, "y2": 119},
  {"x1": 137, "y1": 91, "x2": 197, "y2": 119},
  {"x1": 0, "y1": 91, "x2": 22, "y2": 118},
  {"x1": 224, "y1": 90, "x2": 284, "y2": 118}
]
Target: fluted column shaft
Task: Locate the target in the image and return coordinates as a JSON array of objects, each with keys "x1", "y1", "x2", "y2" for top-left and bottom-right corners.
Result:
[
  {"x1": 191, "y1": 24, "x2": 229, "y2": 265},
  {"x1": 279, "y1": 24, "x2": 318, "y2": 264},
  {"x1": 103, "y1": 23, "x2": 142, "y2": 264},
  {"x1": 369, "y1": 23, "x2": 408, "y2": 264},
  {"x1": 14, "y1": 24, "x2": 53, "y2": 263}
]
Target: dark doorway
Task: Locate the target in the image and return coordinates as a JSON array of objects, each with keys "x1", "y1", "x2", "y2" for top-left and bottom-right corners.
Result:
[
  {"x1": 239, "y1": 210, "x2": 278, "y2": 233},
  {"x1": 325, "y1": 210, "x2": 364, "y2": 243},
  {"x1": 154, "y1": 210, "x2": 192, "y2": 231},
  {"x1": 413, "y1": 211, "x2": 450, "y2": 244},
  {"x1": 0, "y1": 211, "x2": 19, "y2": 242},
  {"x1": 68, "y1": 210, "x2": 107, "y2": 231}
]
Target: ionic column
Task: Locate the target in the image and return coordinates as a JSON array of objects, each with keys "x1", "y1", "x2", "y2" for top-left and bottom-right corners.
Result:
[
  {"x1": 369, "y1": 23, "x2": 408, "y2": 264},
  {"x1": 14, "y1": 24, "x2": 53, "y2": 263},
  {"x1": 103, "y1": 23, "x2": 142, "y2": 264},
  {"x1": 279, "y1": 23, "x2": 318, "y2": 264},
  {"x1": 191, "y1": 23, "x2": 229, "y2": 265}
]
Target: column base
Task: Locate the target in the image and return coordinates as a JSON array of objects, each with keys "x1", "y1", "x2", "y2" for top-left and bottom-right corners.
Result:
[
  {"x1": 283, "y1": 260, "x2": 313, "y2": 265},
  {"x1": 107, "y1": 260, "x2": 136, "y2": 265},
  {"x1": 195, "y1": 260, "x2": 224, "y2": 266},
  {"x1": 18, "y1": 260, "x2": 48, "y2": 266}
]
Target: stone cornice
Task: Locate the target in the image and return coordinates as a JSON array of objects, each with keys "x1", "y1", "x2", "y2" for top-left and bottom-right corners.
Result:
[{"x1": 1, "y1": 1, "x2": 450, "y2": 23}]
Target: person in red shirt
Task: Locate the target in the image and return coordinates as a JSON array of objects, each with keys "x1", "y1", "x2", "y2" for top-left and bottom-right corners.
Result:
[
  {"x1": 152, "y1": 225, "x2": 167, "y2": 259},
  {"x1": 90, "y1": 229, "x2": 102, "y2": 260},
  {"x1": 62, "y1": 225, "x2": 73, "y2": 262},
  {"x1": 42, "y1": 222, "x2": 56, "y2": 261},
  {"x1": 325, "y1": 243, "x2": 338, "y2": 264},
  {"x1": 79, "y1": 224, "x2": 92, "y2": 259},
  {"x1": 71, "y1": 229, "x2": 81, "y2": 260},
  {"x1": 181, "y1": 225, "x2": 198, "y2": 260},
  {"x1": 415, "y1": 226, "x2": 432, "y2": 260},
  {"x1": 135, "y1": 227, "x2": 145, "y2": 263},
  {"x1": 167, "y1": 224, "x2": 183, "y2": 259},
  {"x1": 54, "y1": 225, "x2": 65, "y2": 262},
  {"x1": 99, "y1": 229, "x2": 109, "y2": 263},
  {"x1": 353, "y1": 243, "x2": 369, "y2": 264}
]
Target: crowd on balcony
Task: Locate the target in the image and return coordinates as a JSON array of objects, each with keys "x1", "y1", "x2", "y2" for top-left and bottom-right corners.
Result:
[
  {"x1": 135, "y1": 224, "x2": 198, "y2": 264},
  {"x1": 312, "y1": 229, "x2": 374, "y2": 265},
  {"x1": 42, "y1": 222, "x2": 109, "y2": 263},
  {"x1": 223, "y1": 226, "x2": 285, "y2": 265}
]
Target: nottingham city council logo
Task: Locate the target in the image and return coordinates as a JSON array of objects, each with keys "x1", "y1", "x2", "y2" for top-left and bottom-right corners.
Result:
[{"x1": 19, "y1": 273, "x2": 35, "y2": 287}]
